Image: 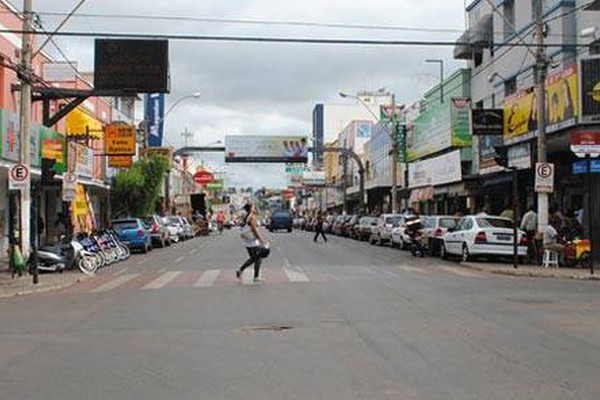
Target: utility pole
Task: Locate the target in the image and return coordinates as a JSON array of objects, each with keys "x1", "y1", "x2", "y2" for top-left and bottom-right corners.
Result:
[
  {"x1": 535, "y1": 0, "x2": 549, "y2": 233},
  {"x1": 19, "y1": 0, "x2": 34, "y2": 279},
  {"x1": 390, "y1": 93, "x2": 398, "y2": 214}
]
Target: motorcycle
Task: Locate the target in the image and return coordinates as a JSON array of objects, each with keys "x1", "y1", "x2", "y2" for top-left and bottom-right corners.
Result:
[
  {"x1": 29, "y1": 237, "x2": 97, "y2": 276},
  {"x1": 405, "y1": 217, "x2": 426, "y2": 258}
]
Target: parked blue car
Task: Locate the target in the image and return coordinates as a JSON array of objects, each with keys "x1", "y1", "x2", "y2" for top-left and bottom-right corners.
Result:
[{"x1": 111, "y1": 218, "x2": 152, "y2": 253}]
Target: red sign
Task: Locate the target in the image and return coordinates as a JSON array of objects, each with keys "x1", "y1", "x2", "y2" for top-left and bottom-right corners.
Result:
[
  {"x1": 283, "y1": 188, "x2": 295, "y2": 200},
  {"x1": 193, "y1": 171, "x2": 215, "y2": 184},
  {"x1": 570, "y1": 132, "x2": 600, "y2": 157}
]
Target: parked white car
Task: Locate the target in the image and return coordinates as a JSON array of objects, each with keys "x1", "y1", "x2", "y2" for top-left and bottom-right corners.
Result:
[
  {"x1": 164, "y1": 216, "x2": 185, "y2": 242},
  {"x1": 440, "y1": 215, "x2": 527, "y2": 262},
  {"x1": 370, "y1": 214, "x2": 403, "y2": 246},
  {"x1": 422, "y1": 216, "x2": 459, "y2": 256}
]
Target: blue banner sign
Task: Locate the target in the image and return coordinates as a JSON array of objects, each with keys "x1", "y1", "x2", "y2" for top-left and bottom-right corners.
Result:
[
  {"x1": 572, "y1": 159, "x2": 600, "y2": 174},
  {"x1": 146, "y1": 93, "x2": 165, "y2": 147}
]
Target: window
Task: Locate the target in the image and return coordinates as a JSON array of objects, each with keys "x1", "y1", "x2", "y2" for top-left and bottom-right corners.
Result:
[
  {"x1": 504, "y1": 0, "x2": 515, "y2": 41},
  {"x1": 476, "y1": 218, "x2": 514, "y2": 229},
  {"x1": 504, "y1": 77, "x2": 517, "y2": 97},
  {"x1": 474, "y1": 51, "x2": 483, "y2": 68}
]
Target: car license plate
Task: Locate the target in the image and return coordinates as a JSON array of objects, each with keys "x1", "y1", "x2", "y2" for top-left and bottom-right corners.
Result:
[{"x1": 496, "y1": 234, "x2": 511, "y2": 241}]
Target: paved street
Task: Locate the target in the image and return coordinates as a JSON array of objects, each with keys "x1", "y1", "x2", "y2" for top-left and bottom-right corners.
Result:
[{"x1": 1, "y1": 230, "x2": 599, "y2": 400}]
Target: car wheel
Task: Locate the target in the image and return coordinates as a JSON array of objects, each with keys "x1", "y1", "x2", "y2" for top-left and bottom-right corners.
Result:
[
  {"x1": 440, "y1": 243, "x2": 448, "y2": 260},
  {"x1": 369, "y1": 235, "x2": 376, "y2": 245},
  {"x1": 288, "y1": 227, "x2": 292, "y2": 233},
  {"x1": 461, "y1": 244, "x2": 471, "y2": 262},
  {"x1": 141, "y1": 244, "x2": 149, "y2": 254}
]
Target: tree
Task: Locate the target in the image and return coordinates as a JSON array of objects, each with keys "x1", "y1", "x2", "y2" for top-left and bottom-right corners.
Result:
[{"x1": 111, "y1": 155, "x2": 170, "y2": 218}]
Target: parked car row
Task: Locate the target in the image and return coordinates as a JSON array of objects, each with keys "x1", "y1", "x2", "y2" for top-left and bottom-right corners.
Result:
[
  {"x1": 298, "y1": 213, "x2": 528, "y2": 263},
  {"x1": 111, "y1": 215, "x2": 196, "y2": 253}
]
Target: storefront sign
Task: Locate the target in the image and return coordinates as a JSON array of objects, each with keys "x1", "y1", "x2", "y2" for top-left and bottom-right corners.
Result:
[
  {"x1": 570, "y1": 131, "x2": 600, "y2": 157},
  {"x1": 572, "y1": 160, "x2": 600, "y2": 174},
  {"x1": 1, "y1": 109, "x2": 19, "y2": 161},
  {"x1": 472, "y1": 109, "x2": 503, "y2": 135},
  {"x1": 503, "y1": 65, "x2": 578, "y2": 143},
  {"x1": 508, "y1": 142, "x2": 531, "y2": 169},
  {"x1": 41, "y1": 138, "x2": 63, "y2": 162},
  {"x1": 70, "y1": 142, "x2": 94, "y2": 178},
  {"x1": 409, "y1": 149, "x2": 462, "y2": 188},
  {"x1": 302, "y1": 171, "x2": 326, "y2": 187},
  {"x1": 408, "y1": 100, "x2": 451, "y2": 161},
  {"x1": 225, "y1": 135, "x2": 308, "y2": 163},
  {"x1": 108, "y1": 155, "x2": 133, "y2": 168},
  {"x1": 451, "y1": 98, "x2": 472, "y2": 146},
  {"x1": 66, "y1": 108, "x2": 103, "y2": 139},
  {"x1": 193, "y1": 170, "x2": 215, "y2": 185},
  {"x1": 535, "y1": 162, "x2": 554, "y2": 193},
  {"x1": 142, "y1": 146, "x2": 173, "y2": 160},
  {"x1": 104, "y1": 123, "x2": 136, "y2": 155},
  {"x1": 580, "y1": 58, "x2": 600, "y2": 123},
  {"x1": 71, "y1": 184, "x2": 96, "y2": 233}
]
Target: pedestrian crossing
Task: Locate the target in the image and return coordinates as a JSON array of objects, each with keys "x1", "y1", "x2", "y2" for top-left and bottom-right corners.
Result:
[{"x1": 58, "y1": 263, "x2": 487, "y2": 295}]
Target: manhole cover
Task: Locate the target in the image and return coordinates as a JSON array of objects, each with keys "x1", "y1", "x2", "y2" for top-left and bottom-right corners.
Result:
[
  {"x1": 505, "y1": 297, "x2": 554, "y2": 305},
  {"x1": 238, "y1": 324, "x2": 295, "y2": 333}
]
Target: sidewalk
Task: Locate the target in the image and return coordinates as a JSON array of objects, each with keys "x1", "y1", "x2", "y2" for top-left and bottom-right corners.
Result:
[
  {"x1": 460, "y1": 261, "x2": 600, "y2": 281},
  {"x1": 0, "y1": 260, "x2": 90, "y2": 298}
]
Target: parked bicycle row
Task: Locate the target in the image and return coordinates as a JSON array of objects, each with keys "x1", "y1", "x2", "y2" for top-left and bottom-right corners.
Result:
[{"x1": 296, "y1": 212, "x2": 592, "y2": 267}]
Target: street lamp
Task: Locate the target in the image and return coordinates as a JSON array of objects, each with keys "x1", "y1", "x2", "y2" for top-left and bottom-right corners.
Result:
[
  {"x1": 339, "y1": 91, "x2": 401, "y2": 214},
  {"x1": 425, "y1": 59, "x2": 444, "y2": 103}
]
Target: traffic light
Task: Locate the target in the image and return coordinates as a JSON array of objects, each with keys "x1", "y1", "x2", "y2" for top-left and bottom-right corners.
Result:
[
  {"x1": 41, "y1": 157, "x2": 57, "y2": 184},
  {"x1": 493, "y1": 145, "x2": 509, "y2": 168}
]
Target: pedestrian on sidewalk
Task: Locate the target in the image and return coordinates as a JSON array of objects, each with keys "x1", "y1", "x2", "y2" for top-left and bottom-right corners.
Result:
[
  {"x1": 313, "y1": 212, "x2": 327, "y2": 243},
  {"x1": 236, "y1": 203, "x2": 269, "y2": 283}
]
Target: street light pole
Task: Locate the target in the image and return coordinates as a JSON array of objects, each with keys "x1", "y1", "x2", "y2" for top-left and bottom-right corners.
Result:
[{"x1": 390, "y1": 93, "x2": 398, "y2": 214}]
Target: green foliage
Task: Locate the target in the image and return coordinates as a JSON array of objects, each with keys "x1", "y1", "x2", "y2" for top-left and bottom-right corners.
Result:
[{"x1": 111, "y1": 155, "x2": 171, "y2": 218}]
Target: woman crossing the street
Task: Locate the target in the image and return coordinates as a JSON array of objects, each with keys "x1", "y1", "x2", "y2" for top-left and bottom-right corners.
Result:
[{"x1": 236, "y1": 202, "x2": 269, "y2": 283}]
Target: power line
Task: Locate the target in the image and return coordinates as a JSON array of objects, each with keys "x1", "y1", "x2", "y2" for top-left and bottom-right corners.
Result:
[{"x1": 0, "y1": 28, "x2": 589, "y2": 48}]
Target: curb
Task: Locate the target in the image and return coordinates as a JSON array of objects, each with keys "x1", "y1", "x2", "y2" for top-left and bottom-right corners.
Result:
[
  {"x1": 0, "y1": 274, "x2": 91, "y2": 299},
  {"x1": 459, "y1": 262, "x2": 600, "y2": 281}
]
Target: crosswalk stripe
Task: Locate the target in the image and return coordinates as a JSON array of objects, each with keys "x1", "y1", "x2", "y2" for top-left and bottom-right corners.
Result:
[
  {"x1": 142, "y1": 271, "x2": 182, "y2": 289},
  {"x1": 90, "y1": 273, "x2": 140, "y2": 293},
  {"x1": 283, "y1": 267, "x2": 310, "y2": 283},
  {"x1": 193, "y1": 269, "x2": 220, "y2": 287}
]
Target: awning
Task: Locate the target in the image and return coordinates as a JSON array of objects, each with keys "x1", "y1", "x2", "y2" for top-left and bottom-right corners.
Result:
[
  {"x1": 471, "y1": 14, "x2": 493, "y2": 46},
  {"x1": 434, "y1": 182, "x2": 469, "y2": 197},
  {"x1": 453, "y1": 30, "x2": 474, "y2": 60},
  {"x1": 66, "y1": 108, "x2": 103, "y2": 139}
]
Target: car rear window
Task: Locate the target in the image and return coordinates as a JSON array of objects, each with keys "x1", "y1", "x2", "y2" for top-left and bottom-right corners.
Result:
[
  {"x1": 167, "y1": 217, "x2": 180, "y2": 225},
  {"x1": 439, "y1": 218, "x2": 458, "y2": 229},
  {"x1": 422, "y1": 217, "x2": 434, "y2": 228},
  {"x1": 476, "y1": 218, "x2": 513, "y2": 229},
  {"x1": 112, "y1": 220, "x2": 139, "y2": 230},
  {"x1": 272, "y1": 211, "x2": 291, "y2": 218}
]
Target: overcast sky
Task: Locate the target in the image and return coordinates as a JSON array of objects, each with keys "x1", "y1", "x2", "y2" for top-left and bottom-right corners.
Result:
[{"x1": 21, "y1": 0, "x2": 468, "y2": 188}]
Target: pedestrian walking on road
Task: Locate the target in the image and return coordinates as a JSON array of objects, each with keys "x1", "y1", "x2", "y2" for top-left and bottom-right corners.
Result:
[
  {"x1": 313, "y1": 213, "x2": 327, "y2": 243},
  {"x1": 236, "y1": 203, "x2": 269, "y2": 283}
]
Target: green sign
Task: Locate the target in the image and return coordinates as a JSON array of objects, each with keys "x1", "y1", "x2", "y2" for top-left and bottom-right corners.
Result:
[
  {"x1": 451, "y1": 97, "x2": 472, "y2": 147},
  {"x1": 206, "y1": 179, "x2": 224, "y2": 191}
]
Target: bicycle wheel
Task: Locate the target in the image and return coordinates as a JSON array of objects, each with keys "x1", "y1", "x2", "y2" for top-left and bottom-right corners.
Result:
[{"x1": 78, "y1": 256, "x2": 97, "y2": 276}]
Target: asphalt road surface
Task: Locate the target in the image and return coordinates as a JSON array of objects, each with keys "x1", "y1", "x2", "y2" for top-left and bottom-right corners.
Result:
[{"x1": 1, "y1": 229, "x2": 599, "y2": 400}]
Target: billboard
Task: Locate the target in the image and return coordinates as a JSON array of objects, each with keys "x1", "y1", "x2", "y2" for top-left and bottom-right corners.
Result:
[
  {"x1": 408, "y1": 149, "x2": 462, "y2": 188},
  {"x1": 503, "y1": 64, "x2": 578, "y2": 143},
  {"x1": 104, "y1": 124, "x2": 136, "y2": 155},
  {"x1": 581, "y1": 58, "x2": 600, "y2": 123},
  {"x1": 225, "y1": 135, "x2": 308, "y2": 163},
  {"x1": 302, "y1": 171, "x2": 326, "y2": 186},
  {"x1": 94, "y1": 39, "x2": 170, "y2": 93},
  {"x1": 146, "y1": 93, "x2": 165, "y2": 147},
  {"x1": 451, "y1": 97, "x2": 472, "y2": 145}
]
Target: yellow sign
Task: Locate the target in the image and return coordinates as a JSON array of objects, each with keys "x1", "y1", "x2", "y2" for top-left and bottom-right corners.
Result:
[
  {"x1": 71, "y1": 184, "x2": 95, "y2": 234},
  {"x1": 108, "y1": 155, "x2": 133, "y2": 168},
  {"x1": 105, "y1": 124, "x2": 136, "y2": 155},
  {"x1": 503, "y1": 64, "x2": 578, "y2": 140},
  {"x1": 142, "y1": 146, "x2": 173, "y2": 160},
  {"x1": 66, "y1": 108, "x2": 103, "y2": 139},
  {"x1": 41, "y1": 138, "x2": 64, "y2": 162}
]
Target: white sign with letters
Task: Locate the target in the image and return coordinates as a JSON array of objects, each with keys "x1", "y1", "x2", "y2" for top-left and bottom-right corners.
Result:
[{"x1": 535, "y1": 162, "x2": 554, "y2": 193}]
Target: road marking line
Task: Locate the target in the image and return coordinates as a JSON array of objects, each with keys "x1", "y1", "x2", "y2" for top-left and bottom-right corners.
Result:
[
  {"x1": 142, "y1": 271, "x2": 182, "y2": 289},
  {"x1": 174, "y1": 256, "x2": 184, "y2": 264},
  {"x1": 437, "y1": 265, "x2": 482, "y2": 277},
  {"x1": 283, "y1": 267, "x2": 310, "y2": 283},
  {"x1": 193, "y1": 269, "x2": 220, "y2": 287},
  {"x1": 91, "y1": 273, "x2": 140, "y2": 293}
]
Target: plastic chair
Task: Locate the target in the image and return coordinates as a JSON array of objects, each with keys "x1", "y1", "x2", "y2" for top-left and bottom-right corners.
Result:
[{"x1": 542, "y1": 249, "x2": 559, "y2": 268}]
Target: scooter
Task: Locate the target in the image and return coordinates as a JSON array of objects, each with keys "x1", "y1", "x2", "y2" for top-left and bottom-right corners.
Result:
[{"x1": 28, "y1": 247, "x2": 66, "y2": 273}]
